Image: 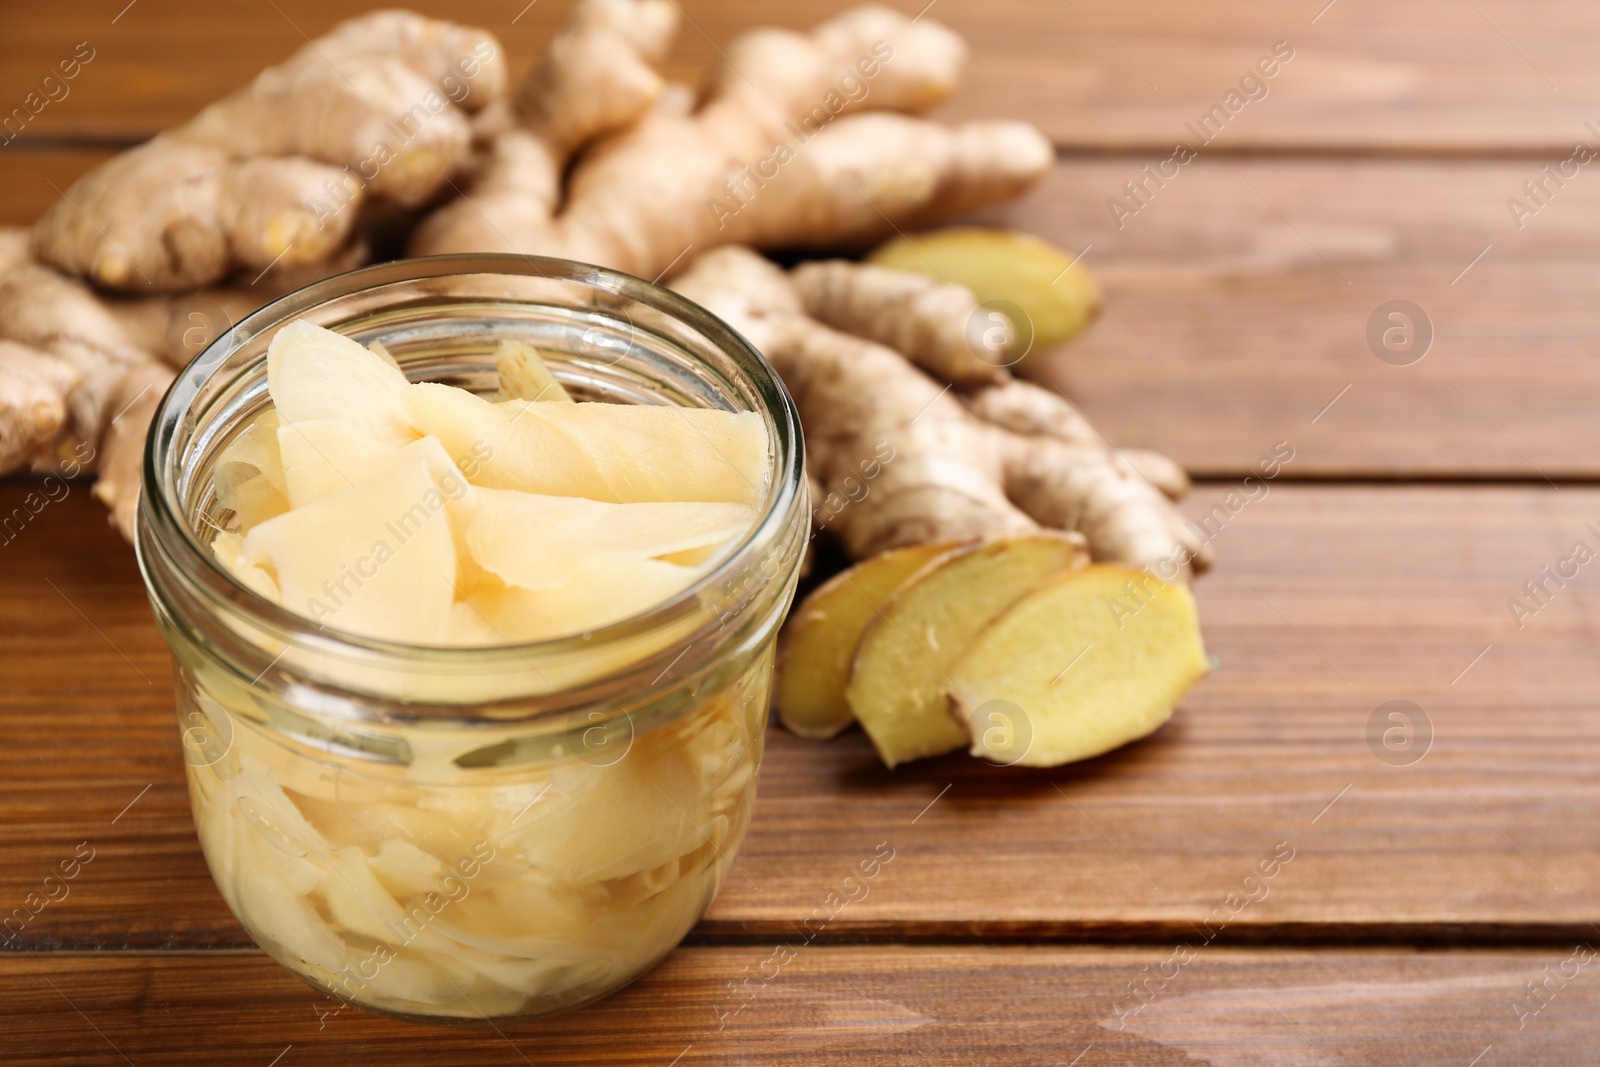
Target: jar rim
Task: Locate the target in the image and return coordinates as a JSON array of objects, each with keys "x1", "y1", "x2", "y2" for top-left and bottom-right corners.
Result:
[{"x1": 138, "y1": 253, "x2": 805, "y2": 697}]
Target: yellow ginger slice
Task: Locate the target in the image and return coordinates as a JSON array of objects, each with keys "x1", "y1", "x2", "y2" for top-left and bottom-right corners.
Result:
[
  {"x1": 775, "y1": 542, "x2": 955, "y2": 740},
  {"x1": 465, "y1": 487, "x2": 752, "y2": 590},
  {"x1": 276, "y1": 424, "x2": 475, "y2": 510},
  {"x1": 949, "y1": 565, "x2": 1208, "y2": 767},
  {"x1": 215, "y1": 409, "x2": 285, "y2": 492},
  {"x1": 210, "y1": 529, "x2": 281, "y2": 602},
  {"x1": 494, "y1": 339, "x2": 573, "y2": 402},
  {"x1": 366, "y1": 339, "x2": 404, "y2": 372},
  {"x1": 868, "y1": 228, "x2": 1102, "y2": 353},
  {"x1": 405, "y1": 382, "x2": 767, "y2": 504},
  {"x1": 447, "y1": 558, "x2": 703, "y2": 645},
  {"x1": 215, "y1": 409, "x2": 289, "y2": 532},
  {"x1": 446, "y1": 488, "x2": 747, "y2": 643},
  {"x1": 845, "y1": 533, "x2": 1085, "y2": 767},
  {"x1": 240, "y1": 455, "x2": 461, "y2": 644},
  {"x1": 267, "y1": 320, "x2": 416, "y2": 447},
  {"x1": 218, "y1": 474, "x2": 290, "y2": 532}
]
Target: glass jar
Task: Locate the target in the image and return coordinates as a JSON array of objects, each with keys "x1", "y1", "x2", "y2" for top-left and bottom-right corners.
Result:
[{"x1": 136, "y1": 255, "x2": 807, "y2": 1023}]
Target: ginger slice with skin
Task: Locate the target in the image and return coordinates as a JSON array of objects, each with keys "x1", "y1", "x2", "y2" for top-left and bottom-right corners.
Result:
[
  {"x1": 776, "y1": 541, "x2": 957, "y2": 740},
  {"x1": 845, "y1": 533, "x2": 1086, "y2": 768},
  {"x1": 869, "y1": 228, "x2": 1103, "y2": 352},
  {"x1": 949, "y1": 565, "x2": 1208, "y2": 768}
]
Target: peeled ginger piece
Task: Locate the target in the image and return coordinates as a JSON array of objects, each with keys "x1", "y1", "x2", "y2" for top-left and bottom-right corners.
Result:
[
  {"x1": 208, "y1": 321, "x2": 769, "y2": 651},
  {"x1": 277, "y1": 424, "x2": 475, "y2": 510},
  {"x1": 267, "y1": 320, "x2": 416, "y2": 447},
  {"x1": 495, "y1": 339, "x2": 573, "y2": 402},
  {"x1": 449, "y1": 557, "x2": 704, "y2": 644},
  {"x1": 240, "y1": 455, "x2": 461, "y2": 644},
  {"x1": 215, "y1": 408, "x2": 285, "y2": 493},
  {"x1": 215, "y1": 409, "x2": 288, "y2": 532},
  {"x1": 948, "y1": 565, "x2": 1208, "y2": 767},
  {"x1": 444, "y1": 489, "x2": 749, "y2": 643},
  {"x1": 466, "y1": 488, "x2": 752, "y2": 591},
  {"x1": 405, "y1": 382, "x2": 767, "y2": 505}
]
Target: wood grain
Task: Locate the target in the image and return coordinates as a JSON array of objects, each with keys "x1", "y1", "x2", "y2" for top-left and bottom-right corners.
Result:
[
  {"x1": 1, "y1": 0, "x2": 1595, "y2": 1056},
  {"x1": 6, "y1": 482, "x2": 1600, "y2": 951},
  {"x1": 0, "y1": 0, "x2": 1596, "y2": 151},
  {"x1": 993, "y1": 156, "x2": 1600, "y2": 478},
  {"x1": 3, "y1": 947, "x2": 1596, "y2": 1065}
]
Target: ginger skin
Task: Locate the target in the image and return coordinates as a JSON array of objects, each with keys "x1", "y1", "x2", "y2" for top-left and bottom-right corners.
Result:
[
  {"x1": 792, "y1": 260, "x2": 1008, "y2": 387},
  {"x1": 413, "y1": 2, "x2": 1052, "y2": 281},
  {"x1": 672, "y1": 247, "x2": 1210, "y2": 580},
  {"x1": 0, "y1": 227, "x2": 363, "y2": 538},
  {"x1": 0, "y1": 4, "x2": 1106, "y2": 553},
  {"x1": 34, "y1": 12, "x2": 507, "y2": 292}
]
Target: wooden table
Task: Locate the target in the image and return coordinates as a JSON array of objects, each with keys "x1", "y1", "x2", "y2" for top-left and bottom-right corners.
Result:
[{"x1": 4, "y1": 1, "x2": 1600, "y2": 1063}]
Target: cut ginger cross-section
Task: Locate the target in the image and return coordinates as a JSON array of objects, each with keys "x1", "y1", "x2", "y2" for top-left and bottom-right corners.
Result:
[
  {"x1": 775, "y1": 542, "x2": 955, "y2": 740},
  {"x1": 844, "y1": 533, "x2": 1086, "y2": 768},
  {"x1": 948, "y1": 564, "x2": 1209, "y2": 768}
]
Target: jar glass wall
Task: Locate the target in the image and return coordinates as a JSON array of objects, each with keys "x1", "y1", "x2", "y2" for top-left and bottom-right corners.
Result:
[{"x1": 137, "y1": 255, "x2": 807, "y2": 1022}]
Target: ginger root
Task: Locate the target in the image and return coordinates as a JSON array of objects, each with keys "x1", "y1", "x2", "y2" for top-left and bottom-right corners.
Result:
[
  {"x1": 674, "y1": 247, "x2": 1210, "y2": 767},
  {"x1": 0, "y1": 226, "x2": 358, "y2": 537},
  {"x1": 791, "y1": 260, "x2": 1008, "y2": 386},
  {"x1": 413, "y1": 1, "x2": 1052, "y2": 280},
  {"x1": 672, "y1": 246, "x2": 1211, "y2": 581},
  {"x1": 34, "y1": 12, "x2": 506, "y2": 292},
  {"x1": 6, "y1": 4, "x2": 1059, "y2": 539},
  {"x1": 0, "y1": 230, "x2": 171, "y2": 531},
  {"x1": 0, "y1": 340, "x2": 79, "y2": 473}
]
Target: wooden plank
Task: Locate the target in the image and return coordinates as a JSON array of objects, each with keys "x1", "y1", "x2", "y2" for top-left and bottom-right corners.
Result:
[
  {"x1": 994, "y1": 156, "x2": 1600, "y2": 478},
  {"x1": 0, "y1": 0, "x2": 1596, "y2": 151},
  {"x1": 0, "y1": 149, "x2": 110, "y2": 226},
  {"x1": 3, "y1": 946, "x2": 1597, "y2": 1065},
  {"x1": 5, "y1": 482, "x2": 1600, "y2": 949}
]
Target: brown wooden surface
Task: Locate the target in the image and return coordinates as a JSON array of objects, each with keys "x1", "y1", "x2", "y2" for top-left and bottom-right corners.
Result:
[
  {"x1": 6, "y1": 481, "x2": 1600, "y2": 949},
  {"x1": 7, "y1": 947, "x2": 1597, "y2": 1066},
  {"x1": 4, "y1": 0, "x2": 1600, "y2": 1062},
  {"x1": 1000, "y1": 157, "x2": 1600, "y2": 479},
  {"x1": 2, "y1": 0, "x2": 1598, "y2": 151}
]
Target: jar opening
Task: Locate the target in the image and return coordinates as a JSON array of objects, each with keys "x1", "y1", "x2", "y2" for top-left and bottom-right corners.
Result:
[{"x1": 138, "y1": 255, "x2": 807, "y2": 714}]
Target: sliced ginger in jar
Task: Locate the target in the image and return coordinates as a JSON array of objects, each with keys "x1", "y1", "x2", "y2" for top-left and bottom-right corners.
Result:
[{"x1": 212, "y1": 321, "x2": 769, "y2": 650}]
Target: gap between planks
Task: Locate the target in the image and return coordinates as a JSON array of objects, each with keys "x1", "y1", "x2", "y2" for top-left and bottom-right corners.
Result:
[{"x1": 17, "y1": 921, "x2": 1600, "y2": 956}]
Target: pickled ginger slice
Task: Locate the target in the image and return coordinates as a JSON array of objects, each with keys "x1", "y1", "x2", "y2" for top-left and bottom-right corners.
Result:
[
  {"x1": 241, "y1": 455, "x2": 459, "y2": 643},
  {"x1": 405, "y1": 382, "x2": 766, "y2": 504}
]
